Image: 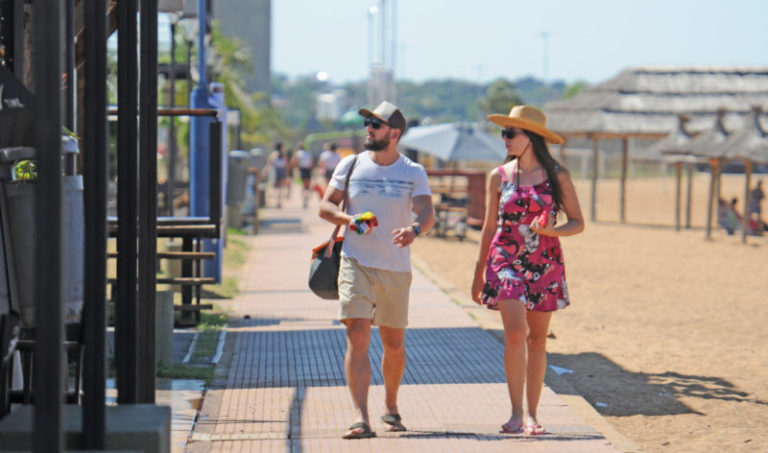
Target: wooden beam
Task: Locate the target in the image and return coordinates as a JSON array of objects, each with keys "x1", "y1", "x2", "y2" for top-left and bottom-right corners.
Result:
[
  {"x1": 705, "y1": 159, "x2": 720, "y2": 239},
  {"x1": 619, "y1": 137, "x2": 629, "y2": 223},
  {"x1": 674, "y1": 162, "x2": 682, "y2": 231},
  {"x1": 685, "y1": 162, "x2": 693, "y2": 229},
  {"x1": 590, "y1": 136, "x2": 599, "y2": 222},
  {"x1": 742, "y1": 160, "x2": 753, "y2": 243}
]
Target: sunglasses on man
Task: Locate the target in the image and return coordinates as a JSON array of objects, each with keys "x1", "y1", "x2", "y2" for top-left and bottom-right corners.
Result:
[
  {"x1": 501, "y1": 128, "x2": 524, "y2": 140},
  {"x1": 364, "y1": 117, "x2": 387, "y2": 130}
]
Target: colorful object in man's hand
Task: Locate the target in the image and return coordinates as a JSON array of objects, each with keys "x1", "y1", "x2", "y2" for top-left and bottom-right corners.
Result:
[
  {"x1": 351, "y1": 211, "x2": 378, "y2": 235},
  {"x1": 536, "y1": 210, "x2": 550, "y2": 228}
]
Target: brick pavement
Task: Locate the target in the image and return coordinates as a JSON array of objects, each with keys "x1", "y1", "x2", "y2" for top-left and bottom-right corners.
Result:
[{"x1": 187, "y1": 190, "x2": 629, "y2": 452}]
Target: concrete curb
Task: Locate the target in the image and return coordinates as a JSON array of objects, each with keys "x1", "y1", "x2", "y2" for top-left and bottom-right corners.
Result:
[{"x1": 411, "y1": 254, "x2": 645, "y2": 453}]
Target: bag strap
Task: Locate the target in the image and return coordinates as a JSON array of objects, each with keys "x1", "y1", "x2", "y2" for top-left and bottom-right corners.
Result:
[{"x1": 324, "y1": 155, "x2": 358, "y2": 257}]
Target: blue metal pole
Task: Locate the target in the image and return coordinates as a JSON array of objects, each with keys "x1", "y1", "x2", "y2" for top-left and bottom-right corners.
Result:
[
  {"x1": 190, "y1": 0, "x2": 212, "y2": 219},
  {"x1": 190, "y1": 0, "x2": 222, "y2": 281}
]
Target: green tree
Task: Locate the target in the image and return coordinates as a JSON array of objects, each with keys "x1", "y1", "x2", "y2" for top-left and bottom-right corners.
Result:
[
  {"x1": 207, "y1": 21, "x2": 293, "y2": 148},
  {"x1": 479, "y1": 78, "x2": 523, "y2": 115},
  {"x1": 562, "y1": 80, "x2": 590, "y2": 99}
]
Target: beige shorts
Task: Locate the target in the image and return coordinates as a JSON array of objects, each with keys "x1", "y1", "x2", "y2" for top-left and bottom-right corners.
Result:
[{"x1": 338, "y1": 256, "x2": 412, "y2": 328}]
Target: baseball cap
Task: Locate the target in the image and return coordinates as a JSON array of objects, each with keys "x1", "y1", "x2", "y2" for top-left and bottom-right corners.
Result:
[{"x1": 358, "y1": 101, "x2": 407, "y2": 133}]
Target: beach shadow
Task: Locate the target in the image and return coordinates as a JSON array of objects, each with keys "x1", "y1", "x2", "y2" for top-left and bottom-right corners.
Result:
[{"x1": 547, "y1": 352, "x2": 767, "y2": 417}]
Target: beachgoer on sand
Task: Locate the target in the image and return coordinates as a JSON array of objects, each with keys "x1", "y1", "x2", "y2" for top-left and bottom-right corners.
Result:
[
  {"x1": 472, "y1": 105, "x2": 585, "y2": 436},
  {"x1": 319, "y1": 101, "x2": 435, "y2": 439}
]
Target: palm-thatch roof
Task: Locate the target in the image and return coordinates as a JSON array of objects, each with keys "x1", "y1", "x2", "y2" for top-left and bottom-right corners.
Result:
[
  {"x1": 546, "y1": 67, "x2": 768, "y2": 139},
  {"x1": 721, "y1": 106, "x2": 768, "y2": 164}
]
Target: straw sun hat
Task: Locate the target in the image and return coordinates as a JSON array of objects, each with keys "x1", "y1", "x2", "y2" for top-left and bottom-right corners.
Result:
[{"x1": 487, "y1": 105, "x2": 564, "y2": 144}]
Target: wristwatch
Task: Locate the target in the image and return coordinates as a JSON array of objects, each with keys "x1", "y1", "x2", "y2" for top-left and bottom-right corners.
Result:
[{"x1": 411, "y1": 223, "x2": 421, "y2": 237}]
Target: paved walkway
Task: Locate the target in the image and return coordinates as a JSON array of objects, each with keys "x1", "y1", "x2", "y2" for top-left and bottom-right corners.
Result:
[{"x1": 187, "y1": 190, "x2": 632, "y2": 452}]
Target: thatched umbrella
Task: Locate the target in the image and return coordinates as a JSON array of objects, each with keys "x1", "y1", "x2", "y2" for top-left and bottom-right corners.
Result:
[
  {"x1": 546, "y1": 67, "x2": 768, "y2": 224},
  {"x1": 644, "y1": 114, "x2": 701, "y2": 230},
  {"x1": 680, "y1": 109, "x2": 732, "y2": 238},
  {"x1": 720, "y1": 106, "x2": 768, "y2": 242}
]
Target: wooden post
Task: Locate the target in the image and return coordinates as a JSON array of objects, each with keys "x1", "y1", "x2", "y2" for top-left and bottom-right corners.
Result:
[
  {"x1": 619, "y1": 137, "x2": 629, "y2": 223},
  {"x1": 674, "y1": 162, "x2": 682, "y2": 231},
  {"x1": 742, "y1": 160, "x2": 753, "y2": 243},
  {"x1": 591, "y1": 136, "x2": 599, "y2": 222},
  {"x1": 685, "y1": 162, "x2": 693, "y2": 229},
  {"x1": 705, "y1": 159, "x2": 719, "y2": 239},
  {"x1": 559, "y1": 139, "x2": 568, "y2": 164}
]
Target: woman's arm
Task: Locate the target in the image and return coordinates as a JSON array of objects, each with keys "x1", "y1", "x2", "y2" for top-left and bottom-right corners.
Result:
[
  {"x1": 531, "y1": 168, "x2": 585, "y2": 237},
  {"x1": 472, "y1": 169, "x2": 501, "y2": 303}
]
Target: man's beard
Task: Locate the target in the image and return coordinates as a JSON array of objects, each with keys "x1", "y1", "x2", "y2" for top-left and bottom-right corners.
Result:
[{"x1": 364, "y1": 135, "x2": 389, "y2": 151}]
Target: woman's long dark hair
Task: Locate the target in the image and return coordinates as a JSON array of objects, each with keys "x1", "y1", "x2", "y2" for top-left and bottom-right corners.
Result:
[{"x1": 503, "y1": 130, "x2": 566, "y2": 210}]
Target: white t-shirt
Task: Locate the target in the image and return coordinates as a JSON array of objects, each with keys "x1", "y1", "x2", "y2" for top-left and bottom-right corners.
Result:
[
  {"x1": 330, "y1": 152, "x2": 431, "y2": 272},
  {"x1": 295, "y1": 148, "x2": 313, "y2": 169},
  {"x1": 319, "y1": 150, "x2": 341, "y2": 171}
]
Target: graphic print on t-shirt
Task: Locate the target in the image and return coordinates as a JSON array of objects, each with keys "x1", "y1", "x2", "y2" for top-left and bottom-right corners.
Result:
[{"x1": 354, "y1": 177, "x2": 414, "y2": 198}]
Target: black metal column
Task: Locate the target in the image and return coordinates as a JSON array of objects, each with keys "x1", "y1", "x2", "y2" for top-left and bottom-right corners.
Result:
[
  {"x1": 116, "y1": 0, "x2": 139, "y2": 404},
  {"x1": 64, "y1": 0, "x2": 75, "y2": 131},
  {"x1": 167, "y1": 20, "x2": 177, "y2": 217},
  {"x1": 137, "y1": 0, "x2": 159, "y2": 403},
  {"x1": 33, "y1": 0, "x2": 64, "y2": 451},
  {"x1": 209, "y1": 120, "x2": 222, "y2": 230},
  {"x1": 0, "y1": 0, "x2": 25, "y2": 76},
  {"x1": 82, "y1": 0, "x2": 108, "y2": 447}
]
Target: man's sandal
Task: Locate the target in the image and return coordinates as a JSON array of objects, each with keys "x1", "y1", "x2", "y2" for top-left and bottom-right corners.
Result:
[
  {"x1": 342, "y1": 422, "x2": 376, "y2": 439},
  {"x1": 381, "y1": 413, "x2": 407, "y2": 432}
]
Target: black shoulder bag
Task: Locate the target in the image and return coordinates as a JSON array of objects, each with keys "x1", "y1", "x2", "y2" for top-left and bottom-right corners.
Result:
[{"x1": 308, "y1": 155, "x2": 357, "y2": 299}]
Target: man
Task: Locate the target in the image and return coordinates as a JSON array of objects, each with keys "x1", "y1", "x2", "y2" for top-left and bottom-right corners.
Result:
[
  {"x1": 319, "y1": 101, "x2": 434, "y2": 439},
  {"x1": 318, "y1": 142, "x2": 341, "y2": 182}
]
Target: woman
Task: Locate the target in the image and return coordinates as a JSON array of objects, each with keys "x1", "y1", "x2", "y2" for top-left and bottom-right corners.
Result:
[
  {"x1": 264, "y1": 142, "x2": 289, "y2": 208},
  {"x1": 472, "y1": 105, "x2": 584, "y2": 435}
]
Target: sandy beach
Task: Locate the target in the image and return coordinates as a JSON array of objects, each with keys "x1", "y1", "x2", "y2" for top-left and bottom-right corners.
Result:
[{"x1": 411, "y1": 172, "x2": 768, "y2": 453}]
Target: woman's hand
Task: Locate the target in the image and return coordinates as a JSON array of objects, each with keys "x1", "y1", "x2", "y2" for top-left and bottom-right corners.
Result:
[
  {"x1": 530, "y1": 212, "x2": 557, "y2": 236},
  {"x1": 471, "y1": 264, "x2": 485, "y2": 304}
]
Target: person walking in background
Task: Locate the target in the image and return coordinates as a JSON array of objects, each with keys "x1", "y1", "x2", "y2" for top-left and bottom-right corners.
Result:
[
  {"x1": 263, "y1": 142, "x2": 289, "y2": 208},
  {"x1": 749, "y1": 180, "x2": 766, "y2": 233},
  {"x1": 291, "y1": 142, "x2": 314, "y2": 208},
  {"x1": 319, "y1": 101, "x2": 434, "y2": 439},
  {"x1": 318, "y1": 142, "x2": 341, "y2": 183},
  {"x1": 472, "y1": 105, "x2": 584, "y2": 436}
]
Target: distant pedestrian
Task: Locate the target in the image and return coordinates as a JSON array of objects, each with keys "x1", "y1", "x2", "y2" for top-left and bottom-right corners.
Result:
[
  {"x1": 472, "y1": 105, "x2": 584, "y2": 436},
  {"x1": 319, "y1": 101, "x2": 434, "y2": 439},
  {"x1": 749, "y1": 180, "x2": 765, "y2": 232},
  {"x1": 263, "y1": 142, "x2": 289, "y2": 208},
  {"x1": 318, "y1": 142, "x2": 341, "y2": 182},
  {"x1": 291, "y1": 142, "x2": 314, "y2": 208}
]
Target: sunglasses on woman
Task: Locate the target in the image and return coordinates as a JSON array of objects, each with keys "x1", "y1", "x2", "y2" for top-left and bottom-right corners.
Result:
[
  {"x1": 364, "y1": 117, "x2": 387, "y2": 130},
  {"x1": 501, "y1": 128, "x2": 522, "y2": 140}
]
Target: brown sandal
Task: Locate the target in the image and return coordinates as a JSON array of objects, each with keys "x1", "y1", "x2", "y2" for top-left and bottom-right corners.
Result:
[{"x1": 342, "y1": 422, "x2": 376, "y2": 439}]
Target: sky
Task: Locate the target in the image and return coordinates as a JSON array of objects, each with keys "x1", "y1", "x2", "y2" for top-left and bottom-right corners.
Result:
[{"x1": 272, "y1": 0, "x2": 768, "y2": 85}]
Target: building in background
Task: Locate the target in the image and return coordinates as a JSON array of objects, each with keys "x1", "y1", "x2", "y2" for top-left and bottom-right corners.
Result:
[{"x1": 211, "y1": 0, "x2": 271, "y2": 95}]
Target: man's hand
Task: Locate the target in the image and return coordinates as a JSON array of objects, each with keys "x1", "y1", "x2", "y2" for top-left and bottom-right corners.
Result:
[{"x1": 391, "y1": 226, "x2": 417, "y2": 248}]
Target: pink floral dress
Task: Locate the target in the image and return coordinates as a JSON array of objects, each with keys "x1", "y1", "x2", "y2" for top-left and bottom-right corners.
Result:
[{"x1": 482, "y1": 166, "x2": 570, "y2": 312}]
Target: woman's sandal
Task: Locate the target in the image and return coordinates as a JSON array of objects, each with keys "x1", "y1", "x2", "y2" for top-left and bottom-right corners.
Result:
[
  {"x1": 500, "y1": 420, "x2": 524, "y2": 434},
  {"x1": 381, "y1": 413, "x2": 407, "y2": 432},
  {"x1": 524, "y1": 424, "x2": 547, "y2": 436},
  {"x1": 342, "y1": 422, "x2": 376, "y2": 439}
]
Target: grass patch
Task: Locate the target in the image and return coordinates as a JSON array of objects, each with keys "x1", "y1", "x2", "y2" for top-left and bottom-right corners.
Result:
[
  {"x1": 157, "y1": 363, "x2": 215, "y2": 385},
  {"x1": 223, "y1": 232, "x2": 250, "y2": 269},
  {"x1": 200, "y1": 276, "x2": 239, "y2": 299},
  {"x1": 198, "y1": 311, "x2": 228, "y2": 331},
  {"x1": 190, "y1": 330, "x2": 221, "y2": 363}
]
